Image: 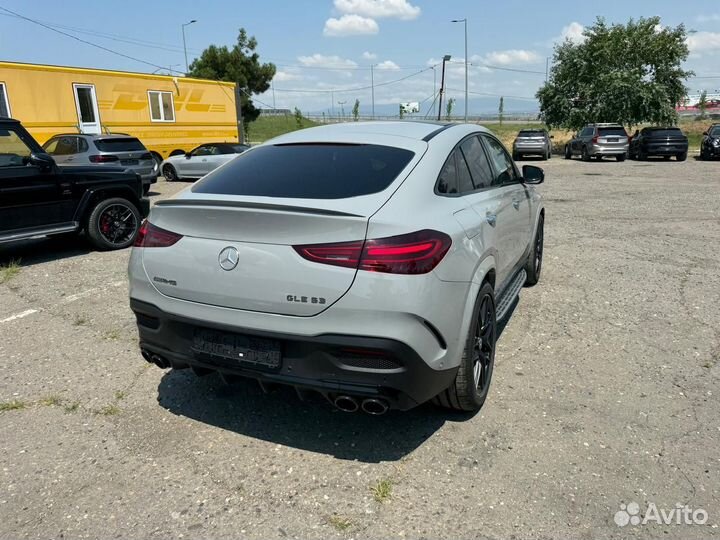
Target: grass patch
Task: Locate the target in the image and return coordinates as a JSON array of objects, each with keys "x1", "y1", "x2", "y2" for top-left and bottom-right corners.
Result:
[
  {"x1": 114, "y1": 390, "x2": 126, "y2": 401},
  {"x1": 73, "y1": 314, "x2": 89, "y2": 326},
  {"x1": 0, "y1": 399, "x2": 27, "y2": 412},
  {"x1": 0, "y1": 259, "x2": 21, "y2": 284},
  {"x1": 95, "y1": 404, "x2": 120, "y2": 416},
  {"x1": 370, "y1": 479, "x2": 392, "y2": 503},
  {"x1": 39, "y1": 395, "x2": 63, "y2": 407},
  {"x1": 327, "y1": 515, "x2": 353, "y2": 531},
  {"x1": 103, "y1": 329, "x2": 121, "y2": 341},
  {"x1": 63, "y1": 401, "x2": 80, "y2": 413},
  {"x1": 247, "y1": 114, "x2": 318, "y2": 143}
]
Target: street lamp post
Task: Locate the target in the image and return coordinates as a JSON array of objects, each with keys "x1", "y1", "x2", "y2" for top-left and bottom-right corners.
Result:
[
  {"x1": 182, "y1": 20, "x2": 197, "y2": 73},
  {"x1": 451, "y1": 18, "x2": 468, "y2": 122}
]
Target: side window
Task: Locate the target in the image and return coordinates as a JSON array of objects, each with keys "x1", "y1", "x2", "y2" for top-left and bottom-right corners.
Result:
[
  {"x1": 148, "y1": 91, "x2": 175, "y2": 122},
  {"x1": 78, "y1": 137, "x2": 89, "y2": 153},
  {"x1": 436, "y1": 151, "x2": 458, "y2": 194},
  {"x1": 460, "y1": 136, "x2": 494, "y2": 189},
  {"x1": 52, "y1": 136, "x2": 79, "y2": 155},
  {"x1": 0, "y1": 127, "x2": 33, "y2": 167},
  {"x1": 482, "y1": 135, "x2": 519, "y2": 185},
  {"x1": 455, "y1": 150, "x2": 474, "y2": 193},
  {"x1": 191, "y1": 146, "x2": 210, "y2": 157},
  {"x1": 581, "y1": 127, "x2": 593, "y2": 137},
  {"x1": 43, "y1": 138, "x2": 59, "y2": 154},
  {"x1": 206, "y1": 146, "x2": 221, "y2": 155}
]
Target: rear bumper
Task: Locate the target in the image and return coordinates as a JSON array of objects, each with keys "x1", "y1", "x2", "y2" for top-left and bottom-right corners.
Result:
[
  {"x1": 139, "y1": 198, "x2": 151, "y2": 217},
  {"x1": 140, "y1": 172, "x2": 158, "y2": 185},
  {"x1": 130, "y1": 299, "x2": 458, "y2": 410},
  {"x1": 589, "y1": 144, "x2": 628, "y2": 156},
  {"x1": 514, "y1": 144, "x2": 546, "y2": 154},
  {"x1": 640, "y1": 143, "x2": 688, "y2": 156}
]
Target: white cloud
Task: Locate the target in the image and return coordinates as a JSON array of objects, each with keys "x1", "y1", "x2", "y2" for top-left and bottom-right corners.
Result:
[
  {"x1": 480, "y1": 49, "x2": 542, "y2": 66},
  {"x1": 323, "y1": 14, "x2": 379, "y2": 36},
  {"x1": 696, "y1": 13, "x2": 720, "y2": 23},
  {"x1": 362, "y1": 51, "x2": 377, "y2": 60},
  {"x1": 557, "y1": 22, "x2": 586, "y2": 44},
  {"x1": 376, "y1": 60, "x2": 400, "y2": 70},
  {"x1": 297, "y1": 53, "x2": 359, "y2": 68},
  {"x1": 334, "y1": 0, "x2": 420, "y2": 20},
  {"x1": 687, "y1": 31, "x2": 720, "y2": 53},
  {"x1": 273, "y1": 70, "x2": 301, "y2": 82}
]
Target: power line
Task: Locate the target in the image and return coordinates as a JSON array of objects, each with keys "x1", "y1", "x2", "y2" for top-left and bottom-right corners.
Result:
[
  {"x1": 446, "y1": 88, "x2": 537, "y2": 101},
  {"x1": 274, "y1": 66, "x2": 435, "y2": 95}
]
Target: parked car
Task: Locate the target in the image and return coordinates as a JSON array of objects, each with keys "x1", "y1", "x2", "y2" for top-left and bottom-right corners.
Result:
[
  {"x1": 129, "y1": 121, "x2": 545, "y2": 414},
  {"x1": 512, "y1": 128, "x2": 553, "y2": 160},
  {"x1": 0, "y1": 118, "x2": 149, "y2": 250},
  {"x1": 161, "y1": 143, "x2": 250, "y2": 182},
  {"x1": 564, "y1": 123, "x2": 629, "y2": 161},
  {"x1": 42, "y1": 134, "x2": 158, "y2": 195},
  {"x1": 700, "y1": 124, "x2": 720, "y2": 160},
  {"x1": 629, "y1": 127, "x2": 688, "y2": 161}
]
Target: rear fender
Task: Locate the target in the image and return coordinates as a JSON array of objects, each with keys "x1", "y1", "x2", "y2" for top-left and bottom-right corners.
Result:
[{"x1": 74, "y1": 184, "x2": 143, "y2": 224}]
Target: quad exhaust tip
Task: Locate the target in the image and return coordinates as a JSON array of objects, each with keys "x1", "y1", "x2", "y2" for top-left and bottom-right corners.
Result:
[{"x1": 361, "y1": 398, "x2": 389, "y2": 416}]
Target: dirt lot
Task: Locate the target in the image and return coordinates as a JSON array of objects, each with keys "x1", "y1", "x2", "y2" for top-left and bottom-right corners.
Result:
[{"x1": 1, "y1": 156, "x2": 719, "y2": 539}]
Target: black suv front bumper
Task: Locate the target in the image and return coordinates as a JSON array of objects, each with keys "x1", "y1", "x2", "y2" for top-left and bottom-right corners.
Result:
[{"x1": 131, "y1": 299, "x2": 457, "y2": 410}]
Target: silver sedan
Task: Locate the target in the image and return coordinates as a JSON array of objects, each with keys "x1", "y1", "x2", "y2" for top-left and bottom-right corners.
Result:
[{"x1": 161, "y1": 143, "x2": 249, "y2": 181}]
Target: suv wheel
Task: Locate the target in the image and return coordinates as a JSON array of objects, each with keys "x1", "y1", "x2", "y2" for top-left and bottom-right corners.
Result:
[
  {"x1": 616, "y1": 154, "x2": 626, "y2": 162},
  {"x1": 677, "y1": 152, "x2": 687, "y2": 162},
  {"x1": 86, "y1": 197, "x2": 141, "y2": 251},
  {"x1": 546, "y1": 147, "x2": 552, "y2": 160},
  {"x1": 524, "y1": 214, "x2": 544, "y2": 286},
  {"x1": 163, "y1": 164, "x2": 178, "y2": 182},
  {"x1": 564, "y1": 145, "x2": 572, "y2": 159},
  {"x1": 433, "y1": 282, "x2": 496, "y2": 412},
  {"x1": 581, "y1": 146, "x2": 591, "y2": 161}
]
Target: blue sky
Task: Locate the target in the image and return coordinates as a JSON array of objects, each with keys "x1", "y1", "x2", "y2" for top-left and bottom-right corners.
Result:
[{"x1": 1, "y1": 0, "x2": 720, "y2": 115}]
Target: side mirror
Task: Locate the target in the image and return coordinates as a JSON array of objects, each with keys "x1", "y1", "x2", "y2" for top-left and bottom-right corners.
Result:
[
  {"x1": 522, "y1": 165, "x2": 544, "y2": 185},
  {"x1": 185, "y1": 153, "x2": 192, "y2": 159},
  {"x1": 28, "y1": 152, "x2": 56, "y2": 172},
  {"x1": 703, "y1": 131, "x2": 708, "y2": 136}
]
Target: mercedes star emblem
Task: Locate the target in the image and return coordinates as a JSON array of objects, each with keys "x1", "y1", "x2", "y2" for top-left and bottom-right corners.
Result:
[{"x1": 218, "y1": 246, "x2": 240, "y2": 271}]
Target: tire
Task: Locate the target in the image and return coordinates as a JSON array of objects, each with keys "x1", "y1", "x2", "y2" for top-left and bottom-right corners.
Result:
[
  {"x1": 700, "y1": 148, "x2": 708, "y2": 160},
  {"x1": 162, "y1": 164, "x2": 178, "y2": 182},
  {"x1": 581, "y1": 146, "x2": 591, "y2": 161},
  {"x1": 547, "y1": 147, "x2": 552, "y2": 160},
  {"x1": 638, "y1": 149, "x2": 647, "y2": 161},
  {"x1": 677, "y1": 152, "x2": 687, "y2": 162},
  {"x1": 512, "y1": 151, "x2": 520, "y2": 161},
  {"x1": 433, "y1": 282, "x2": 497, "y2": 412},
  {"x1": 524, "y1": 213, "x2": 544, "y2": 286},
  {"x1": 85, "y1": 197, "x2": 141, "y2": 251},
  {"x1": 616, "y1": 154, "x2": 626, "y2": 162},
  {"x1": 564, "y1": 145, "x2": 572, "y2": 159}
]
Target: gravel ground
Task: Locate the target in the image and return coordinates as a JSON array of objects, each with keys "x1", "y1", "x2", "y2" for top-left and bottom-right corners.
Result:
[{"x1": 0, "y1": 156, "x2": 719, "y2": 539}]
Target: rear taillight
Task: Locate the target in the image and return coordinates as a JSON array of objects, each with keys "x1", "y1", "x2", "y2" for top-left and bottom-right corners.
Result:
[
  {"x1": 89, "y1": 154, "x2": 119, "y2": 163},
  {"x1": 134, "y1": 220, "x2": 183, "y2": 248},
  {"x1": 293, "y1": 230, "x2": 451, "y2": 275},
  {"x1": 592, "y1": 135, "x2": 599, "y2": 144},
  {"x1": 140, "y1": 152, "x2": 152, "y2": 160}
]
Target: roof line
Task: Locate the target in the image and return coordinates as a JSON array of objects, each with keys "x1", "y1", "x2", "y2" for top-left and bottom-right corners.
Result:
[{"x1": 422, "y1": 123, "x2": 455, "y2": 142}]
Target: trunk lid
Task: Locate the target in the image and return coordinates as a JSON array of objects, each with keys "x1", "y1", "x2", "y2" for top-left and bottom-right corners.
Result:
[{"x1": 141, "y1": 135, "x2": 426, "y2": 316}]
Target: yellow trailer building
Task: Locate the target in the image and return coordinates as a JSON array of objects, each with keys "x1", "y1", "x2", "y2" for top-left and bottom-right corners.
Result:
[{"x1": 0, "y1": 61, "x2": 240, "y2": 162}]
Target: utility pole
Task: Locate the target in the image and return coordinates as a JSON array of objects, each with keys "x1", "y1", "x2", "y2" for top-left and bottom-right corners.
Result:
[
  {"x1": 331, "y1": 91, "x2": 335, "y2": 119},
  {"x1": 338, "y1": 100, "x2": 347, "y2": 120},
  {"x1": 432, "y1": 66, "x2": 437, "y2": 98},
  {"x1": 451, "y1": 18, "x2": 468, "y2": 122},
  {"x1": 370, "y1": 64, "x2": 375, "y2": 120},
  {"x1": 545, "y1": 57, "x2": 549, "y2": 83},
  {"x1": 181, "y1": 20, "x2": 197, "y2": 73},
  {"x1": 438, "y1": 55, "x2": 451, "y2": 121},
  {"x1": 272, "y1": 80, "x2": 276, "y2": 110}
]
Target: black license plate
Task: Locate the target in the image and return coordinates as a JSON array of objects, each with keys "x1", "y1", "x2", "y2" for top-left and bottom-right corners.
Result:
[
  {"x1": 121, "y1": 159, "x2": 139, "y2": 166},
  {"x1": 191, "y1": 329, "x2": 282, "y2": 371}
]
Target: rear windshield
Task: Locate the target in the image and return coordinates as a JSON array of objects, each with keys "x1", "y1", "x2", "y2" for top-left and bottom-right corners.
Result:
[
  {"x1": 598, "y1": 127, "x2": 627, "y2": 137},
  {"x1": 645, "y1": 128, "x2": 683, "y2": 137},
  {"x1": 709, "y1": 127, "x2": 720, "y2": 137},
  {"x1": 192, "y1": 143, "x2": 415, "y2": 199},
  {"x1": 93, "y1": 138, "x2": 146, "y2": 152},
  {"x1": 517, "y1": 130, "x2": 545, "y2": 137}
]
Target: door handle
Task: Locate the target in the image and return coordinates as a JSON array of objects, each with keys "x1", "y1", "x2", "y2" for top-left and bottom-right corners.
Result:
[{"x1": 486, "y1": 213, "x2": 497, "y2": 227}]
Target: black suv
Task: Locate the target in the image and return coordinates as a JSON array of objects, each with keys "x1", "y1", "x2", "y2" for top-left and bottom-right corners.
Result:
[
  {"x1": 629, "y1": 127, "x2": 688, "y2": 161},
  {"x1": 700, "y1": 124, "x2": 720, "y2": 160},
  {"x1": 0, "y1": 118, "x2": 149, "y2": 250}
]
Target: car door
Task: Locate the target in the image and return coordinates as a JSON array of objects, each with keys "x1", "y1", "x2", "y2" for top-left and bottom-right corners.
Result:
[
  {"x1": 481, "y1": 134, "x2": 531, "y2": 285},
  {"x1": 181, "y1": 145, "x2": 211, "y2": 177},
  {"x1": 196, "y1": 145, "x2": 222, "y2": 176},
  {"x1": 43, "y1": 135, "x2": 82, "y2": 165},
  {"x1": 0, "y1": 126, "x2": 73, "y2": 234}
]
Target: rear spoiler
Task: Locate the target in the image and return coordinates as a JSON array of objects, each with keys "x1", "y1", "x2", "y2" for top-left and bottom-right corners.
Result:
[{"x1": 154, "y1": 199, "x2": 362, "y2": 218}]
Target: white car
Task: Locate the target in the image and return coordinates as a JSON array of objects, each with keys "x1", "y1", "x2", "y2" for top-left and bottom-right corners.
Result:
[
  {"x1": 161, "y1": 142, "x2": 250, "y2": 181},
  {"x1": 129, "y1": 121, "x2": 544, "y2": 414}
]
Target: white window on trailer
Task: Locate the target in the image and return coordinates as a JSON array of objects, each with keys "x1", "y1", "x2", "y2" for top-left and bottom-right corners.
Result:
[
  {"x1": 0, "y1": 83, "x2": 11, "y2": 118},
  {"x1": 148, "y1": 91, "x2": 175, "y2": 122}
]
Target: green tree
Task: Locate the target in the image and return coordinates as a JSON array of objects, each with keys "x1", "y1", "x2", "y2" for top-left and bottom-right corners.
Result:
[
  {"x1": 399, "y1": 103, "x2": 405, "y2": 119},
  {"x1": 498, "y1": 96, "x2": 504, "y2": 125},
  {"x1": 698, "y1": 90, "x2": 708, "y2": 119},
  {"x1": 188, "y1": 28, "x2": 276, "y2": 124},
  {"x1": 445, "y1": 98, "x2": 456, "y2": 121},
  {"x1": 352, "y1": 99, "x2": 360, "y2": 121},
  {"x1": 293, "y1": 107, "x2": 303, "y2": 129},
  {"x1": 537, "y1": 17, "x2": 693, "y2": 129}
]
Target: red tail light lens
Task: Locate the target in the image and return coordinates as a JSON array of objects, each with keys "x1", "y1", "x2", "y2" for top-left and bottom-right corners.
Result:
[
  {"x1": 294, "y1": 230, "x2": 451, "y2": 275},
  {"x1": 134, "y1": 220, "x2": 183, "y2": 248},
  {"x1": 89, "y1": 154, "x2": 119, "y2": 163},
  {"x1": 592, "y1": 135, "x2": 599, "y2": 144},
  {"x1": 139, "y1": 152, "x2": 152, "y2": 160}
]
